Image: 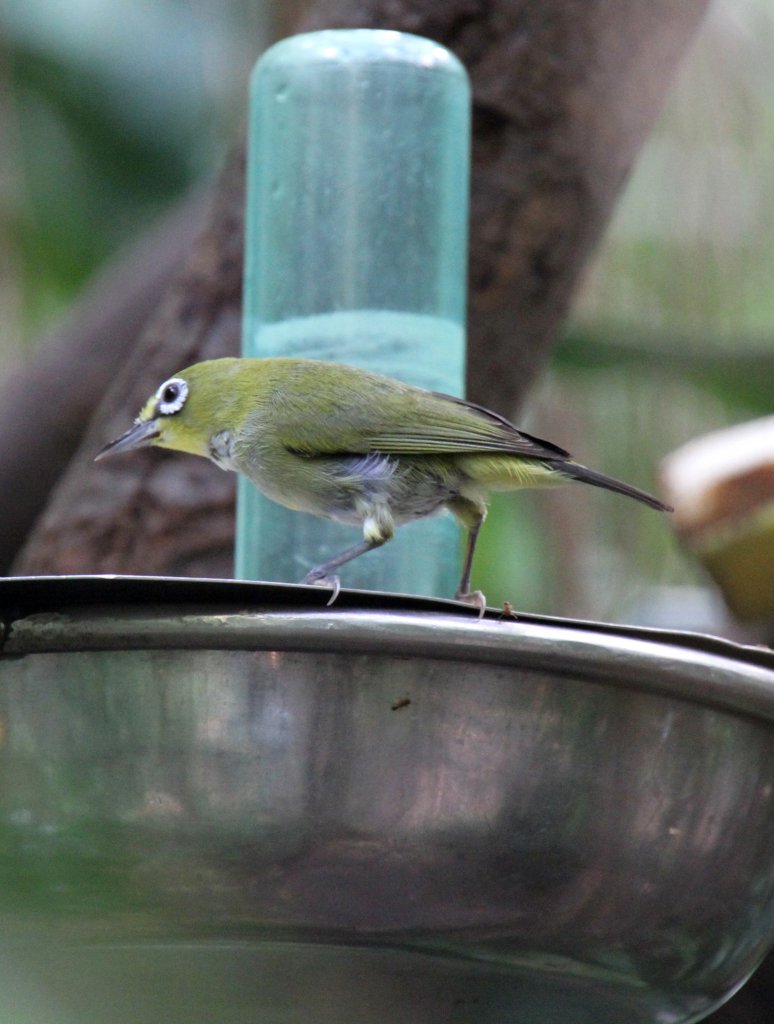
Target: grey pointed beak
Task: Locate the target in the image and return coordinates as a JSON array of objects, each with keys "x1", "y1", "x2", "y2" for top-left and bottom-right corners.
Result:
[{"x1": 95, "y1": 419, "x2": 160, "y2": 461}]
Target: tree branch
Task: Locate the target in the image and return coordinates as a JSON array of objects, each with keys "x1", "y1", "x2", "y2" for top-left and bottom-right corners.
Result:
[{"x1": 300, "y1": 0, "x2": 711, "y2": 409}]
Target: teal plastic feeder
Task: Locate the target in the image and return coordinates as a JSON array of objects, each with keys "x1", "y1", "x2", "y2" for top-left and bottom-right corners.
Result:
[{"x1": 237, "y1": 29, "x2": 470, "y2": 596}]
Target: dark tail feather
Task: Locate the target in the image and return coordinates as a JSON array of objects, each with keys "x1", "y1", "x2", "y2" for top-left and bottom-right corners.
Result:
[{"x1": 558, "y1": 461, "x2": 672, "y2": 512}]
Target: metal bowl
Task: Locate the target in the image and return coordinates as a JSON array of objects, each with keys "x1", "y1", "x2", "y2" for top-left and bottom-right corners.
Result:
[{"x1": 1, "y1": 576, "x2": 773, "y2": 1024}]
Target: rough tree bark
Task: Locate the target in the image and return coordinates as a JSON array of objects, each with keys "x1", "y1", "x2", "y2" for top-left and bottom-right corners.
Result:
[
  {"x1": 12, "y1": 0, "x2": 710, "y2": 577},
  {"x1": 13, "y1": 156, "x2": 246, "y2": 577},
  {"x1": 300, "y1": 0, "x2": 712, "y2": 411},
  {"x1": 0, "y1": 192, "x2": 211, "y2": 573}
]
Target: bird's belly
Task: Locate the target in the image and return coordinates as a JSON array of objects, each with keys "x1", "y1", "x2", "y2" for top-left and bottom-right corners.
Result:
[
  {"x1": 241, "y1": 449, "x2": 458, "y2": 526},
  {"x1": 386, "y1": 487, "x2": 456, "y2": 524},
  {"x1": 334, "y1": 456, "x2": 459, "y2": 525}
]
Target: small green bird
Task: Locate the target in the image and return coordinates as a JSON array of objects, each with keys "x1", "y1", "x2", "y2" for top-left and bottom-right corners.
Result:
[{"x1": 97, "y1": 357, "x2": 671, "y2": 609}]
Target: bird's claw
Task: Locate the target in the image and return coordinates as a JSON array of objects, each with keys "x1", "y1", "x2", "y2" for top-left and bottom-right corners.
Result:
[
  {"x1": 302, "y1": 571, "x2": 341, "y2": 606},
  {"x1": 455, "y1": 589, "x2": 487, "y2": 619}
]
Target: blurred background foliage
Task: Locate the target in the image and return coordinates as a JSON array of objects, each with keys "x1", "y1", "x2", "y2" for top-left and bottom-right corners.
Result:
[
  {"x1": 478, "y1": 0, "x2": 774, "y2": 630},
  {"x1": 0, "y1": 0, "x2": 271, "y2": 344},
  {"x1": 1, "y1": 0, "x2": 772, "y2": 631}
]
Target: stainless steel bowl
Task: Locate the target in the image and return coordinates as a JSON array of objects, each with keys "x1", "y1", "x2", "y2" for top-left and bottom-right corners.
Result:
[{"x1": 1, "y1": 576, "x2": 773, "y2": 1024}]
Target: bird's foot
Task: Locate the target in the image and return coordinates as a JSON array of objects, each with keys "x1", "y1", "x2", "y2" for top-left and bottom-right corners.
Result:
[
  {"x1": 454, "y1": 589, "x2": 487, "y2": 619},
  {"x1": 301, "y1": 570, "x2": 341, "y2": 607}
]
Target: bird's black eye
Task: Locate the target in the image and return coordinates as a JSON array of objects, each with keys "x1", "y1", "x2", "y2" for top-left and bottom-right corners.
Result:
[{"x1": 156, "y1": 377, "x2": 189, "y2": 416}]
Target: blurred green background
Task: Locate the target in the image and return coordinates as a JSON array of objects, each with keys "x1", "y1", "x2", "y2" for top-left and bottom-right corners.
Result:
[{"x1": 1, "y1": 0, "x2": 772, "y2": 630}]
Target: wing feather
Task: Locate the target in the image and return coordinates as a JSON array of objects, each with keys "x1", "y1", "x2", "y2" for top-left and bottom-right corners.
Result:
[{"x1": 265, "y1": 360, "x2": 570, "y2": 462}]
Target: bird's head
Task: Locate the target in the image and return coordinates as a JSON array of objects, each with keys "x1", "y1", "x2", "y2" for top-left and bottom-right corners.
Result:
[{"x1": 96, "y1": 358, "x2": 251, "y2": 463}]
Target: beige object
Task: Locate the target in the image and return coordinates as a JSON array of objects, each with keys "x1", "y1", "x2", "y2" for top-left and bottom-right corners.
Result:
[{"x1": 662, "y1": 416, "x2": 774, "y2": 621}]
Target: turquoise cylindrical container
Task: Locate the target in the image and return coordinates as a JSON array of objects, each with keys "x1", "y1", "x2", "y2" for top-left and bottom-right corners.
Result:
[{"x1": 237, "y1": 29, "x2": 470, "y2": 596}]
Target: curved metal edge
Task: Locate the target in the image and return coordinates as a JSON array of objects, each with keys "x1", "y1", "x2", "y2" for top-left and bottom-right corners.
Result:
[
  {"x1": 4, "y1": 602, "x2": 774, "y2": 727},
  {"x1": 2, "y1": 574, "x2": 773, "y2": 670}
]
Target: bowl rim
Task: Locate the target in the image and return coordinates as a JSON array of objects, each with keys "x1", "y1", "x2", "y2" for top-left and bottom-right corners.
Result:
[{"x1": 2, "y1": 575, "x2": 774, "y2": 727}]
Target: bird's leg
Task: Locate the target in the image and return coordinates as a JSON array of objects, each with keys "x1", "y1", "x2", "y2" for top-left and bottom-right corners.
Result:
[
  {"x1": 448, "y1": 497, "x2": 487, "y2": 617},
  {"x1": 301, "y1": 512, "x2": 392, "y2": 606},
  {"x1": 302, "y1": 537, "x2": 386, "y2": 604}
]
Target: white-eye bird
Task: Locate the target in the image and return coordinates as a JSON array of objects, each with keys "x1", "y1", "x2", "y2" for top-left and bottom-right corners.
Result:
[{"x1": 97, "y1": 357, "x2": 671, "y2": 608}]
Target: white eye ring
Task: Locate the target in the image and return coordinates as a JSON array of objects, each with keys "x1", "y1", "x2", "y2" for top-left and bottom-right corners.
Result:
[{"x1": 156, "y1": 377, "x2": 189, "y2": 416}]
